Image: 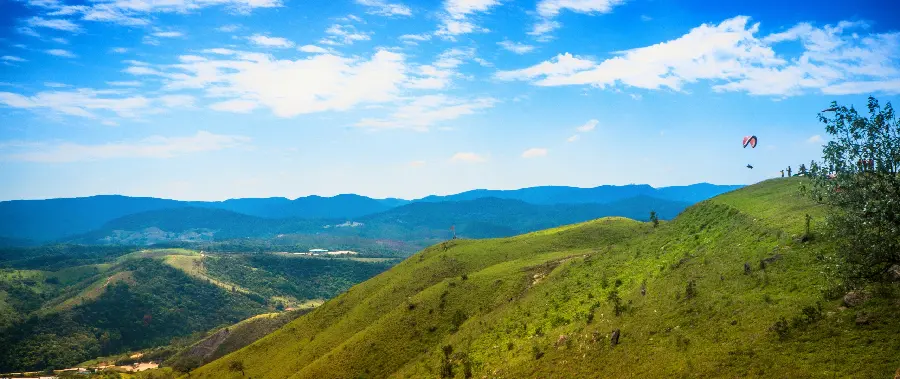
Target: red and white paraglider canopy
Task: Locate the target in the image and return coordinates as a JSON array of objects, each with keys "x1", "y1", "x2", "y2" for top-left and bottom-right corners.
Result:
[{"x1": 742, "y1": 135, "x2": 758, "y2": 149}]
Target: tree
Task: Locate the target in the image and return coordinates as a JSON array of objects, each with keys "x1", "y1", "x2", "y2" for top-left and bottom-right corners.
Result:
[
  {"x1": 809, "y1": 96, "x2": 900, "y2": 281},
  {"x1": 228, "y1": 360, "x2": 245, "y2": 376},
  {"x1": 649, "y1": 211, "x2": 659, "y2": 228},
  {"x1": 798, "y1": 164, "x2": 807, "y2": 176}
]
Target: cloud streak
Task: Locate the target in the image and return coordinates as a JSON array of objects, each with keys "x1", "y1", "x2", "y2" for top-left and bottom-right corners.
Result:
[{"x1": 1, "y1": 131, "x2": 250, "y2": 163}]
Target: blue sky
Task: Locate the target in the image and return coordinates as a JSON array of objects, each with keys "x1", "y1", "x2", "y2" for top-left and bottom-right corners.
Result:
[{"x1": 1, "y1": 0, "x2": 899, "y2": 201}]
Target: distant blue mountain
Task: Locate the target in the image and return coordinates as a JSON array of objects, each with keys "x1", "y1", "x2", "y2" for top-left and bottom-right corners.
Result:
[
  {"x1": 416, "y1": 183, "x2": 743, "y2": 205},
  {"x1": 0, "y1": 183, "x2": 741, "y2": 243}
]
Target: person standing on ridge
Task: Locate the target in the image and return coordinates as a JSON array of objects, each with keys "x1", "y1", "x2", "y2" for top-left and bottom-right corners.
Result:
[
  {"x1": 780, "y1": 169, "x2": 785, "y2": 178},
  {"x1": 787, "y1": 166, "x2": 792, "y2": 177}
]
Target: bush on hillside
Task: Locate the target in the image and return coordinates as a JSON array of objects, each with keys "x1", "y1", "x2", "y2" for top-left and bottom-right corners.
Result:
[{"x1": 809, "y1": 96, "x2": 900, "y2": 281}]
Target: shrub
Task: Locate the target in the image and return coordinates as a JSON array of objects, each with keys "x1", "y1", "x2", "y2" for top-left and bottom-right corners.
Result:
[{"x1": 809, "y1": 97, "x2": 900, "y2": 281}]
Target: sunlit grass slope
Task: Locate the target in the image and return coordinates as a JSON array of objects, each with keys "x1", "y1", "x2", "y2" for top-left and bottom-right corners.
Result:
[{"x1": 191, "y1": 178, "x2": 900, "y2": 378}]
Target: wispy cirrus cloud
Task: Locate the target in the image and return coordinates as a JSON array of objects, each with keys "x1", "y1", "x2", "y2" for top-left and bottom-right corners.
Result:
[
  {"x1": 249, "y1": 34, "x2": 294, "y2": 48},
  {"x1": 355, "y1": 0, "x2": 411, "y2": 16},
  {"x1": 356, "y1": 94, "x2": 496, "y2": 131},
  {"x1": 45, "y1": 49, "x2": 76, "y2": 58},
  {"x1": 0, "y1": 131, "x2": 251, "y2": 163},
  {"x1": 25, "y1": 16, "x2": 82, "y2": 32},
  {"x1": 0, "y1": 88, "x2": 192, "y2": 119},
  {"x1": 436, "y1": 0, "x2": 502, "y2": 38},
  {"x1": 498, "y1": 40, "x2": 535, "y2": 54},
  {"x1": 321, "y1": 24, "x2": 371, "y2": 45},
  {"x1": 521, "y1": 147, "x2": 548, "y2": 158},
  {"x1": 530, "y1": 0, "x2": 626, "y2": 38},
  {"x1": 450, "y1": 151, "x2": 487, "y2": 163}
]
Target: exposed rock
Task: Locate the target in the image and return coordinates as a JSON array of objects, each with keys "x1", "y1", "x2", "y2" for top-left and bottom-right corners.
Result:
[
  {"x1": 855, "y1": 312, "x2": 870, "y2": 325},
  {"x1": 888, "y1": 264, "x2": 900, "y2": 282},
  {"x1": 894, "y1": 367, "x2": 900, "y2": 379},
  {"x1": 843, "y1": 291, "x2": 870, "y2": 308},
  {"x1": 610, "y1": 329, "x2": 620, "y2": 347},
  {"x1": 744, "y1": 262, "x2": 752, "y2": 275},
  {"x1": 760, "y1": 254, "x2": 782, "y2": 269},
  {"x1": 640, "y1": 282, "x2": 646, "y2": 296}
]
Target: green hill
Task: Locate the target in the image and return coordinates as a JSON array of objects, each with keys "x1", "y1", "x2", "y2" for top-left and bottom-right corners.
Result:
[
  {"x1": 165, "y1": 309, "x2": 312, "y2": 372},
  {"x1": 188, "y1": 179, "x2": 900, "y2": 378},
  {"x1": 0, "y1": 247, "x2": 394, "y2": 373}
]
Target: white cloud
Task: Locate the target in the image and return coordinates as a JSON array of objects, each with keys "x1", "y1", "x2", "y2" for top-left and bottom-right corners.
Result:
[
  {"x1": 111, "y1": 47, "x2": 128, "y2": 53},
  {"x1": 499, "y1": 17, "x2": 900, "y2": 97},
  {"x1": 807, "y1": 135, "x2": 823, "y2": 144},
  {"x1": 322, "y1": 24, "x2": 370, "y2": 45},
  {"x1": 26, "y1": 16, "x2": 82, "y2": 32},
  {"x1": 133, "y1": 49, "x2": 408, "y2": 118},
  {"x1": 217, "y1": 24, "x2": 240, "y2": 32},
  {"x1": 1, "y1": 56, "x2": 27, "y2": 62},
  {"x1": 23, "y1": 1, "x2": 279, "y2": 28},
  {"x1": 51, "y1": 37, "x2": 68, "y2": 44},
  {"x1": 629, "y1": 93, "x2": 642, "y2": 100},
  {"x1": 356, "y1": 95, "x2": 495, "y2": 131},
  {"x1": 0, "y1": 88, "x2": 190, "y2": 119},
  {"x1": 436, "y1": 0, "x2": 501, "y2": 38},
  {"x1": 209, "y1": 99, "x2": 258, "y2": 113},
  {"x1": 203, "y1": 48, "x2": 237, "y2": 55},
  {"x1": 158, "y1": 94, "x2": 195, "y2": 108},
  {"x1": 17, "y1": 27, "x2": 41, "y2": 38},
  {"x1": 406, "y1": 48, "x2": 477, "y2": 90},
  {"x1": 400, "y1": 33, "x2": 431, "y2": 43},
  {"x1": 528, "y1": 20, "x2": 560, "y2": 37},
  {"x1": 355, "y1": 0, "x2": 411, "y2": 16},
  {"x1": 521, "y1": 147, "x2": 548, "y2": 158},
  {"x1": 450, "y1": 151, "x2": 487, "y2": 163},
  {"x1": 641, "y1": 14, "x2": 652, "y2": 21},
  {"x1": 298, "y1": 45, "x2": 329, "y2": 54},
  {"x1": 44, "y1": 82, "x2": 68, "y2": 88},
  {"x1": 1, "y1": 131, "x2": 250, "y2": 163},
  {"x1": 408, "y1": 160, "x2": 426, "y2": 167},
  {"x1": 576, "y1": 119, "x2": 598, "y2": 132},
  {"x1": 249, "y1": 34, "x2": 294, "y2": 48},
  {"x1": 498, "y1": 40, "x2": 535, "y2": 54},
  {"x1": 106, "y1": 81, "x2": 142, "y2": 86},
  {"x1": 45, "y1": 49, "x2": 76, "y2": 58},
  {"x1": 566, "y1": 134, "x2": 579, "y2": 142},
  {"x1": 531, "y1": 0, "x2": 626, "y2": 38},
  {"x1": 537, "y1": 0, "x2": 625, "y2": 17},
  {"x1": 495, "y1": 52, "x2": 595, "y2": 81},
  {"x1": 152, "y1": 31, "x2": 183, "y2": 38}
]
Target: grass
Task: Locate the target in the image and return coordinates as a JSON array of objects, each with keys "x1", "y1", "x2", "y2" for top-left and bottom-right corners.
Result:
[
  {"x1": 187, "y1": 178, "x2": 900, "y2": 378},
  {"x1": 161, "y1": 254, "x2": 251, "y2": 295}
]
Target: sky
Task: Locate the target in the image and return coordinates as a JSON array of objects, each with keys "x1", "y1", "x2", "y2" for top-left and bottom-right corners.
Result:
[{"x1": 1, "y1": 0, "x2": 899, "y2": 201}]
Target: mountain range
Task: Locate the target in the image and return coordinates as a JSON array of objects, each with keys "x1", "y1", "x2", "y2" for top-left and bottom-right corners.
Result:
[{"x1": 0, "y1": 183, "x2": 742, "y2": 246}]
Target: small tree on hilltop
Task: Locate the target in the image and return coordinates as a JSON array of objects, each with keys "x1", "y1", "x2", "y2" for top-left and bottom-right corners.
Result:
[
  {"x1": 649, "y1": 211, "x2": 659, "y2": 228},
  {"x1": 809, "y1": 96, "x2": 900, "y2": 281},
  {"x1": 229, "y1": 360, "x2": 245, "y2": 377}
]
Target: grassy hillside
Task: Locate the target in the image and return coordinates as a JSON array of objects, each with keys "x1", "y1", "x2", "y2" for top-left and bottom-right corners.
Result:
[
  {"x1": 0, "y1": 256, "x2": 267, "y2": 372},
  {"x1": 190, "y1": 179, "x2": 900, "y2": 378},
  {"x1": 165, "y1": 309, "x2": 312, "y2": 372}
]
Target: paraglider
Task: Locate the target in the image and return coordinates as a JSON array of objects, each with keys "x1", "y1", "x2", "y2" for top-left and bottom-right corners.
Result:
[
  {"x1": 746, "y1": 164, "x2": 754, "y2": 169},
  {"x1": 742, "y1": 135, "x2": 758, "y2": 149}
]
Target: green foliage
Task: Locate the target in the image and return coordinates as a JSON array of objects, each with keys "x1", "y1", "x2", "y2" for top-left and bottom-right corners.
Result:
[
  {"x1": 0, "y1": 258, "x2": 265, "y2": 372},
  {"x1": 203, "y1": 254, "x2": 392, "y2": 301},
  {"x1": 809, "y1": 96, "x2": 900, "y2": 280},
  {"x1": 649, "y1": 210, "x2": 659, "y2": 228},
  {"x1": 187, "y1": 179, "x2": 900, "y2": 379}
]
